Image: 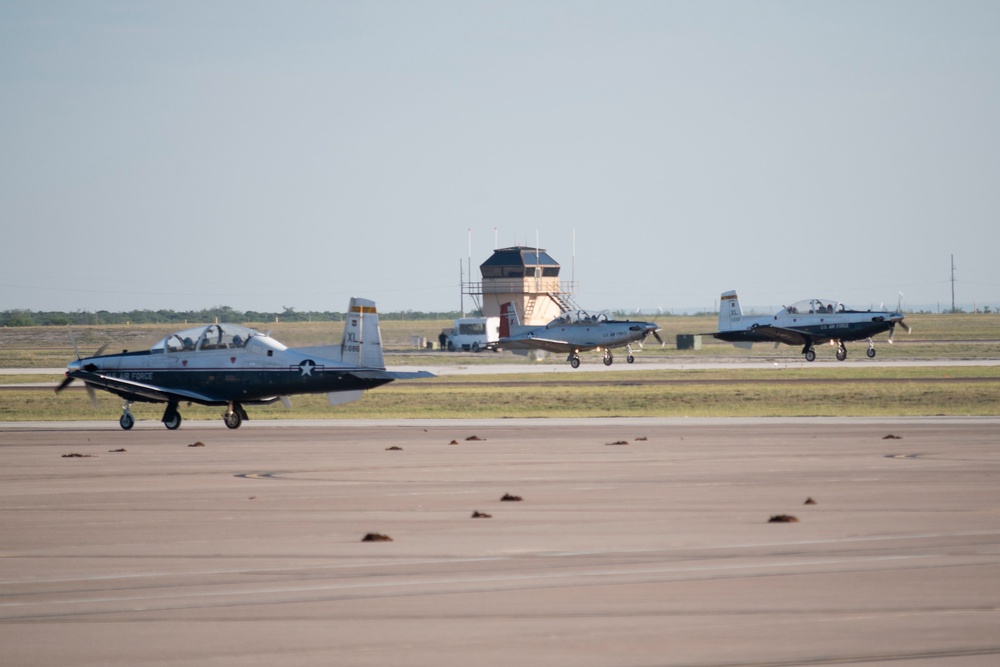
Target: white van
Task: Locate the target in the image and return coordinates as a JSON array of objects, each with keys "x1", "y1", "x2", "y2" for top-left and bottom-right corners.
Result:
[{"x1": 444, "y1": 317, "x2": 500, "y2": 352}]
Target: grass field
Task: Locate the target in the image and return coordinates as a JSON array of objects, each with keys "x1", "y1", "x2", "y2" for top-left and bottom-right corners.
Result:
[{"x1": 1, "y1": 314, "x2": 997, "y2": 421}]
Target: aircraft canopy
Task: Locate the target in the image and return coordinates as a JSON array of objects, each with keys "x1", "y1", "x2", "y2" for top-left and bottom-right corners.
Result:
[
  {"x1": 550, "y1": 310, "x2": 610, "y2": 325},
  {"x1": 151, "y1": 324, "x2": 283, "y2": 353},
  {"x1": 780, "y1": 299, "x2": 845, "y2": 315}
]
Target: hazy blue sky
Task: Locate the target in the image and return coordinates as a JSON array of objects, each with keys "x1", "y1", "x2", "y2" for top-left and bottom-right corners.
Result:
[{"x1": 2, "y1": 1, "x2": 998, "y2": 314}]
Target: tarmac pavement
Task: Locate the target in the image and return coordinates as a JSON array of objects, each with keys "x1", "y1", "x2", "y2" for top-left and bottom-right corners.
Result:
[{"x1": 1, "y1": 418, "x2": 999, "y2": 666}]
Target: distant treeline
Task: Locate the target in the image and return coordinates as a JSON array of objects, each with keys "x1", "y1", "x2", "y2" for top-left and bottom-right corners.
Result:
[{"x1": 0, "y1": 307, "x2": 474, "y2": 327}]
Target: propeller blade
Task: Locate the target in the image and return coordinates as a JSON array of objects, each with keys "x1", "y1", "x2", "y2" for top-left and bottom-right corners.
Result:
[
  {"x1": 94, "y1": 343, "x2": 109, "y2": 357},
  {"x1": 68, "y1": 327, "x2": 81, "y2": 360},
  {"x1": 55, "y1": 376, "x2": 75, "y2": 393},
  {"x1": 652, "y1": 330, "x2": 664, "y2": 345},
  {"x1": 888, "y1": 323, "x2": 895, "y2": 343},
  {"x1": 86, "y1": 384, "x2": 98, "y2": 408}
]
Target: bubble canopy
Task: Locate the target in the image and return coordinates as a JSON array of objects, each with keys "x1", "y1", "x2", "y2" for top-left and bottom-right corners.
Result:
[
  {"x1": 150, "y1": 324, "x2": 284, "y2": 353},
  {"x1": 780, "y1": 299, "x2": 847, "y2": 315}
]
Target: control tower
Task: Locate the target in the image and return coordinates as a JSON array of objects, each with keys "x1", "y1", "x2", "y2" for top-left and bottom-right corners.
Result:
[{"x1": 463, "y1": 246, "x2": 577, "y2": 326}]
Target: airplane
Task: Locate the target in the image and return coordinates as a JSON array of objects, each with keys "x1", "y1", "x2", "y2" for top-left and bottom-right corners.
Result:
[
  {"x1": 498, "y1": 301, "x2": 663, "y2": 368},
  {"x1": 707, "y1": 290, "x2": 910, "y2": 361},
  {"x1": 55, "y1": 297, "x2": 433, "y2": 430}
]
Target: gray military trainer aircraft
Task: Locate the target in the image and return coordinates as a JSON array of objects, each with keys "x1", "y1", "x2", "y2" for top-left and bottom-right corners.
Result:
[
  {"x1": 56, "y1": 297, "x2": 432, "y2": 430},
  {"x1": 498, "y1": 301, "x2": 663, "y2": 368},
  {"x1": 707, "y1": 290, "x2": 910, "y2": 361}
]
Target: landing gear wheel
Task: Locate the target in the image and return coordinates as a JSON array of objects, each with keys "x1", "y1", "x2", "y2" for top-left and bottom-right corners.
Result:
[
  {"x1": 119, "y1": 412, "x2": 135, "y2": 430},
  {"x1": 626, "y1": 354, "x2": 635, "y2": 364},
  {"x1": 603, "y1": 354, "x2": 613, "y2": 367},
  {"x1": 570, "y1": 356, "x2": 581, "y2": 369},
  {"x1": 867, "y1": 347, "x2": 876, "y2": 358},
  {"x1": 163, "y1": 412, "x2": 182, "y2": 430},
  {"x1": 836, "y1": 347, "x2": 847, "y2": 361},
  {"x1": 224, "y1": 411, "x2": 242, "y2": 429},
  {"x1": 805, "y1": 349, "x2": 816, "y2": 362}
]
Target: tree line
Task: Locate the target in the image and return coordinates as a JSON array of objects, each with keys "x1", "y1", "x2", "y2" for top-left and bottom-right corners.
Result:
[{"x1": 0, "y1": 307, "x2": 472, "y2": 327}]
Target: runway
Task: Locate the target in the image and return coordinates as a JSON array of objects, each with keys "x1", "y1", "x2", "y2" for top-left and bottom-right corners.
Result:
[{"x1": 2, "y1": 418, "x2": 999, "y2": 665}]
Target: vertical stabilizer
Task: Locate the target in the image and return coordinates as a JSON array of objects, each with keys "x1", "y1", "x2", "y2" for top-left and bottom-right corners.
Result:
[
  {"x1": 342, "y1": 297, "x2": 385, "y2": 369},
  {"x1": 499, "y1": 302, "x2": 522, "y2": 338},
  {"x1": 719, "y1": 290, "x2": 743, "y2": 331}
]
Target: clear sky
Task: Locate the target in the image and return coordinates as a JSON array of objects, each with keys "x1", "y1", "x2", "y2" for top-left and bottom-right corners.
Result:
[{"x1": 2, "y1": 1, "x2": 998, "y2": 315}]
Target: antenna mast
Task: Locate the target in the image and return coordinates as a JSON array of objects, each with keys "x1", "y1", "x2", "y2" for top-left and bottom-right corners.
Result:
[{"x1": 951, "y1": 254, "x2": 956, "y2": 312}]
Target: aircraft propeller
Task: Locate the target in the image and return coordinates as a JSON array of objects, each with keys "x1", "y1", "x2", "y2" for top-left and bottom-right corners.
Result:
[
  {"x1": 888, "y1": 316, "x2": 911, "y2": 343},
  {"x1": 55, "y1": 333, "x2": 109, "y2": 407},
  {"x1": 644, "y1": 324, "x2": 664, "y2": 346}
]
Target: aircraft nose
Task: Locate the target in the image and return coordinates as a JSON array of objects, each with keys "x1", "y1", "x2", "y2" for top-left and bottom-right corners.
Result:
[{"x1": 67, "y1": 359, "x2": 82, "y2": 372}]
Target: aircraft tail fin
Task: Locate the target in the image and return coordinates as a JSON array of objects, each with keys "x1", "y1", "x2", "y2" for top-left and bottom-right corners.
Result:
[
  {"x1": 718, "y1": 290, "x2": 743, "y2": 331},
  {"x1": 341, "y1": 297, "x2": 385, "y2": 369},
  {"x1": 499, "y1": 302, "x2": 521, "y2": 338}
]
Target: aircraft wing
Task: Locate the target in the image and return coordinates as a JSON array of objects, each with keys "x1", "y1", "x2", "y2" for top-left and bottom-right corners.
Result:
[
  {"x1": 744, "y1": 325, "x2": 816, "y2": 346},
  {"x1": 346, "y1": 369, "x2": 436, "y2": 380},
  {"x1": 498, "y1": 335, "x2": 579, "y2": 354},
  {"x1": 70, "y1": 371, "x2": 225, "y2": 405}
]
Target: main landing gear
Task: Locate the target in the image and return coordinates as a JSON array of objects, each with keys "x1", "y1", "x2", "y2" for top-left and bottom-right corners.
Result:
[
  {"x1": 118, "y1": 401, "x2": 250, "y2": 430},
  {"x1": 802, "y1": 340, "x2": 862, "y2": 362},
  {"x1": 223, "y1": 402, "x2": 249, "y2": 429},
  {"x1": 866, "y1": 338, "x2": 876, "y2": 358},
  {"x1": 568, "y1": 351, "x2": 581, "y2": 368},
  {"x1": 603, "y1": 349, "x2": 614, "y2": 366},
  {"x1": 162, "y1": 402, "x2": 182, "y2": 430}
]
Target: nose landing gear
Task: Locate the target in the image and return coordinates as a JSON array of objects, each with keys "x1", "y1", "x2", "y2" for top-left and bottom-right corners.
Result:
[{"x1": 119, "y1": 402, "x2": 135, "y2": 430}]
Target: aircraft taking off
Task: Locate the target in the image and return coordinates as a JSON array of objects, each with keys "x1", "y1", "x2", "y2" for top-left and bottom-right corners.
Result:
[
  {"x1": 56, "y1": 298, "x2": 433, "y2": 430},
  {"x1": 498, "y1": 302, "x2": 662, "y2": 368},
  {"x1": 708, "y1": 290, "x2": 909, "y2": 361}
]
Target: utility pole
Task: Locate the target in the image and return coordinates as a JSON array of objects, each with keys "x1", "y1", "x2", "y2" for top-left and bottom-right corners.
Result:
[{"x1": 951, "y1": 254, "x2": 956, "y2": 312}]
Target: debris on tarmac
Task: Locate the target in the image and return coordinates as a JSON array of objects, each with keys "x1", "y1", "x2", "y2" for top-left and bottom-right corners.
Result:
[
  {"x1": 605, "y1": 440, "x2": 629, "y2": 446},
  {"x1": 362, "y1": 532, "x2": 393, "y2": 542},
  {"x1": 804, "y1": 497, "x2": 817, "y2": 505},
  {"x1": 768, "y1": 514, "x2": 799, "y2": 523},
  {"x1": 109, "y1": 448, "x2": 127, "y2": 453},
  {"x1": 472, "y1": 511, "x2": 492, "y2": 518},
  {"x1": 465, "y1": 435, "x2": 485, "y2": 441},
  {"x1": 188, "y1": 442, "x2": 206, "y2": 447},
  {"x1": 385, "y1": 446, "x2": 403, "y2": 451},
  {"x1": 61, "y1": 453, "x2": 94, "y2": 458},
  {"x1": 883, "y1": 434, "x2": 903, "y2": 439},
  {"x1": 501, "y1": 493, "x2": 522, "y2": 502}
]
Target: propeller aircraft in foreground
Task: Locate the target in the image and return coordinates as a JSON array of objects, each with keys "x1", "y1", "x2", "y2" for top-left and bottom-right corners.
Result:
[
  {"x1": 707, "y1": 290, "x2": 910, "y2": 362},
  {"x1": 498, "y1": 302, "x2": 663, "y2": 368},
  {"x1": 56, "y1": 297, "x2": 433, "y2": 430}
]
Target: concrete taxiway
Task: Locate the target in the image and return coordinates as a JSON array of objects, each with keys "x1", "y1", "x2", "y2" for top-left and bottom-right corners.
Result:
[{"x1": 1, "y1": 418, "x2": 999, "y2": 666}]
